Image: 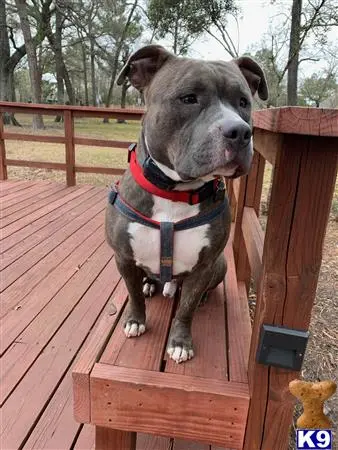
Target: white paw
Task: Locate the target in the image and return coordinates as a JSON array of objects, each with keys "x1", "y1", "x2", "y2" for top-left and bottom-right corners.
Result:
[
  {"x1": 142, "y1": 278, "x2": 156, "y2": 297},
  {"x1": 167, "y1": 346, "x2": 194, "y2": 364},
  {"x1": 124, "y1": 322, "x2": 146, "y2": 338},
  {"x1": 162, "y1": 280, "x2": 178, "y2": 298}
]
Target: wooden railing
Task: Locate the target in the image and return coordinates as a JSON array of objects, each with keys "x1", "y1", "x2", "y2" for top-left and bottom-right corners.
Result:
[
  {"x1": 227, "y1": 106, "x2": 338, "y2": 450},
  {"x1": 1, "y1": 102, "x2": 337, "y2": 449},
  {"x1": 0, "y1": 102, "x2": 144, "y2": 185}
]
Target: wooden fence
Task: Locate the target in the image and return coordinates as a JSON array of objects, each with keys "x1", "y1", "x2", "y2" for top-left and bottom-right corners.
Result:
[{"x1": 0, "y1": 102, "x2": 144, "y2": 185}]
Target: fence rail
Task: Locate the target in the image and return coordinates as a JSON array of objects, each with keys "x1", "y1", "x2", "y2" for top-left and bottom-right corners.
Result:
[{"x1": 0, "y1": 102, "x2": 144, "y2": 185}]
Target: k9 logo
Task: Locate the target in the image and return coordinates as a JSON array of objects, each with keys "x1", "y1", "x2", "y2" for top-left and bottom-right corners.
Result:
[{"x1": 296, "y1": 430, "x2": 332, "y2": 449}]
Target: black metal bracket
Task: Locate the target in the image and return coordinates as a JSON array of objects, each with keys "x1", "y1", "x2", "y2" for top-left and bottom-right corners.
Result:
[{"x1": 256, "y1": 324, "x2": 309, "y2": 371}]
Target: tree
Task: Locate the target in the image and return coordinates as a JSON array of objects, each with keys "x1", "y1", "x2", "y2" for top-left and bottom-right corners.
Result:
[
  {"x1": 252, "y1": 47, "x2": 286, "y2": 107},
  {"x1": 300, "y1": 69, "x2": 337, "y2": 106},
  {"x1": 285, "y1": 0, "x2": 337, "y2": 104},
  {"x1": 148, "y1": 0, "x2": 237, "y2": 56},
  {"x1": 103, "y1": 0, "x2": 141, "y2": 109},
  {"x1": 15, "y1": 0, "x2": 44, "y2": 129},
  {"x1": 287, "y1": 0, "x2": 302, "y2": 105}
]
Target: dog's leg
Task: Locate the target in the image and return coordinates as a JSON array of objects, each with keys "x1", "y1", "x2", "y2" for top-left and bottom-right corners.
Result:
[
  {"x1": 116, "y1": 257, "x2": 147, "y2": 338},
  {"x1": 167, "y1": 255, "x2": 226, "y2": 363}
]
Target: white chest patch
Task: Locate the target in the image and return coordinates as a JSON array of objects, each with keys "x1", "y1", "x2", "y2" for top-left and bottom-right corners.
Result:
[{"x1": 128, "y1": 196, "x2": 210, "y2": 276}]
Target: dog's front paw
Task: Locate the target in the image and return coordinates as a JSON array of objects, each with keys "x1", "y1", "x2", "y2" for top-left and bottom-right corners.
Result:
[
  {"x1": 163, "y1": 280, "x2": 178, "y2": 298},
  {"x1": 124, "y1": 320, "x2": 146, "y2": 338},
  {"x1": 167, "y1": 340, "x2": 194, "y2": 364},
  {"x1": 142, "y1": 277, "x2": 156, "y2": 297}
]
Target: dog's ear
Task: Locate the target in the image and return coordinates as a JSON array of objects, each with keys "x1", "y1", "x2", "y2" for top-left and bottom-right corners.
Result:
[
  {"x1": 116, "y1": 45, "x2": 173, "y2": 91},
  {"x1": 234, "y1": 56, "x2": 268, "y2": 101}
]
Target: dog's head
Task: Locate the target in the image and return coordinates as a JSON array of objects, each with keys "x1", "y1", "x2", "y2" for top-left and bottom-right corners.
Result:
[{"x1": 117, "y1": 45, "x2": 268, "y2": 181}]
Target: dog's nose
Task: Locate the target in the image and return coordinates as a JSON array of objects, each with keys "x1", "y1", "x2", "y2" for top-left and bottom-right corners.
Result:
[{"x1": 222, "y1": 120, "x2": 252, "y2": 149}]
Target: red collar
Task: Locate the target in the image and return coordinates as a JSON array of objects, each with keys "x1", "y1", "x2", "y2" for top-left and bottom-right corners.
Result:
[{"x1": 129, "y1": 148, "x2": 223, "y2": 205}]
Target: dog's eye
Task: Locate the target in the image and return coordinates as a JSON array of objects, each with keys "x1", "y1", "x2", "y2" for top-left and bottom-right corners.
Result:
[
  {"x1": 240, "y1": 97, "x2": 248, "y2": 108},
  {"x1": 180, "y1": 94, "x2": 198, "y2": 104}
]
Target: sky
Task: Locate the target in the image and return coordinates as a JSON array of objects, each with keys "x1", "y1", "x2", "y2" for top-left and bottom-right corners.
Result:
[
  {"x1": 169, "y1": 0, "x2": 338, "y2": 78},
  {"x1": 191, "y1": 0, "x2": 277, "y2": 60}
]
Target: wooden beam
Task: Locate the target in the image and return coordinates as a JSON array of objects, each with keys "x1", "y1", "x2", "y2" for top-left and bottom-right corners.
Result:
[
  {"x1": 244, "y1": 133, "x2": 338, "y2": 450},
  {"x1": 3, "y1": 132, "x2": 66, "y2": 144},
  {"x1": 90, "y1": 364, "x2": 249, "y2": 449},
  {"x1": 95, "y1": 427, "x2": 136, "y2": 450},
  {"x1": 253, "y1": 129, "x2": 281, "y2": 166},
  {"x1": 224, "y1": 239, "x2": 251, "y2": 383},
  {"x1": 73, "y1": 279, "x2": 128, "y2": 424},
  {"x1": 75, "y1": 166, "x2": 125, "y2": 176},
  {"x1": 64, "y1": 110, "x2": 75, "y2": 186},
  {"x1": 0, "y1": 101, "x2": 144, "y2": 120},
  {"x1": 0, "y1": 113, "x2": 7, "y2": 180},
  {"x1": 74, "y1": 137, "x2": 130, "y2": 148},
  {"x1": 5, "y1": 159, "x2": 66, "y2": 171},
  {"x1": 260, "y1": 135, "x2": 338, "y2": 450},
  {"x1": 253, "y1": 107, "x2": 338, "y2": 137},
  {"x1": 241, "y1": 207, "x2": 264, "y2": 288}
]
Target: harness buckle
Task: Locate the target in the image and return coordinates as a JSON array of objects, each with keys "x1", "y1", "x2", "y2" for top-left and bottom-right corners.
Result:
[
  {"x1": 214, "y1": 179, "x2": 225, "y2": 202},
  {"x1": 108, "y1": 187, "x2": 118, "y2": 205},
  {"x1": 188, "y1": 192, "x2": 197, "y2": 205},
  {"x1": 128, "y1": 143, "x2": 137, "y2": 163}
]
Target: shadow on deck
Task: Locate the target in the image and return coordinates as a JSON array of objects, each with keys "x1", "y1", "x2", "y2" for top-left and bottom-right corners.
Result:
[{"x1": 1, "y1": 180, "x2": 248, "y2": 450}]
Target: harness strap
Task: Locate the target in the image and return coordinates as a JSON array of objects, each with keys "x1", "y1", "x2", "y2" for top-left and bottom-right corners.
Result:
[
  {"x1": 160, "y1": 222, "x2": 174, "y2": 283},
  {"x1": 108, "y1": 186, "x2": 227, "y2": 282}
]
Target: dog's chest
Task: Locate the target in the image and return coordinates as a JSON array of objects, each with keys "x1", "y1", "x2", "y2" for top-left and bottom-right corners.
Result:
[{"x1": 128, "y1": 197, "x2": 210, "y2": 276}]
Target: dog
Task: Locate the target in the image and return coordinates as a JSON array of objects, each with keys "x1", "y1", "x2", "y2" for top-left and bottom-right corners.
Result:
[{"x1": 106, "y1": 45, "x2": 268, "y2": 364}]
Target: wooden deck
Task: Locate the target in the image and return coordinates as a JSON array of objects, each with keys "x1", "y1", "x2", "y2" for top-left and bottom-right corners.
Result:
[{"x1": 0, "y1": 180, "x2": 250, "y2": 450}]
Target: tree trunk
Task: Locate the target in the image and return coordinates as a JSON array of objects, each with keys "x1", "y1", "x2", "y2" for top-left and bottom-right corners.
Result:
[
  {"x1": 43, "y1": 0, "x2": 75, "y2": 106},
  {"x1": 15, "y1": 0, "x2": 44, "y2": 129},
  {"x1": 104, "y1": 0, "x2": 138, "y2": 111},
  {"x1": 117, "y1": 80, "x2": 130, "y2": 124},
  {"x1": 120, "y1": 80, "x2": 129, "y2": 109},
  {"x1": 0, "y1": 0, "x2": 10, "y2": 101},
  {"x1": 0, "y1": 0, "x2": 19, "y2": 125},
  {"x1": 287, "y1": 0, "x2": 302, "y2": 106},
  {"x1": 80, "y1": 37, "x2": 89, "y2": 105},
  {"x1": 89, "y1": 34, "x2": 97, "y2": 106}
]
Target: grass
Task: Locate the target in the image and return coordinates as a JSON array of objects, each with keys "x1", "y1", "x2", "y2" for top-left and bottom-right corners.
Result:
[
  {"x1": 3, "y1": 115, "x2": 338, "y2": 449},
  {"x1": 5, "y1": 115, "x2": 141, "y2": 185}
]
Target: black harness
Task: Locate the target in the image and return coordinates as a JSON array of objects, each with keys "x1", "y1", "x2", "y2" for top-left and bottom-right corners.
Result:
[{"x1": 109, "y1": 145, "x2": 227, "y2": 282}]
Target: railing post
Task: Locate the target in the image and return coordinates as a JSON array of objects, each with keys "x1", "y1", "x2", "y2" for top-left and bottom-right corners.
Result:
[
  {"x1": 64, "y1": 110, "x2": 75, "y2": 186},
  {"x1": 244, "y1": 132, "x2": 338, "y2": 450},
  {"x1": 232, "y1": 151, "x2": 265, "y2": 290},
  {"x1": 0, "y1": 113, "x2": 8, "y2": 180}
]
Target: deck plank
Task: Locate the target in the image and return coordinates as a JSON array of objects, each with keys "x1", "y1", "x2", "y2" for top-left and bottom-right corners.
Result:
[
  {"x1": 1, "y1": 193, "x2": 105, "y2": 290},
  {"x1": 100, "y1": 293, "x2": 175, "y2": 370},
  {"x1": 0, "y1": 212, "x2": 104, "y2": 319},
  {"x1": 73, "y1": 425, "x2": 95, "y2": 450},
  {"x1": 0, "y1": 181, "x2": 247, "y2": 450},
  {"x1": 0, "y1": 223, "x2": 106, "y2": 354},
  {"x1": 0, "y1": 184, "x2": 94, "y2": 240},
  {"x1": 0, "y1": 182, "x2": 65, "y2": 222},
  {"x1": 224, "y1": 242, "x2": 251, "y2": 384},
  {"x1": 1, "y1": 187, "x2": 103, "y2": 269},
  {"x1": 22, "y1": 265, "x2": 122, "y2": 450},
  {"x1": 0, "y1": 180, "x2": 38, "y2": 197},
  {"x1": 165, "y1": 282, "x2": 228, "y2": 380},
  {"x1": 0, "y1": 184, "x2": 98, "y2": 254},
  {"x1": 0, "y1": 244, "x2": 117, "y2": 449},
  {"x1": 73, "y1": 279, "x2": 128, "y2": 423},
  {"x1": 0, "y1": 181, "x2": 56, "y2": 214},
  {"x1": 0, "y1": 238, "x2": 114, "y2": 403}
]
